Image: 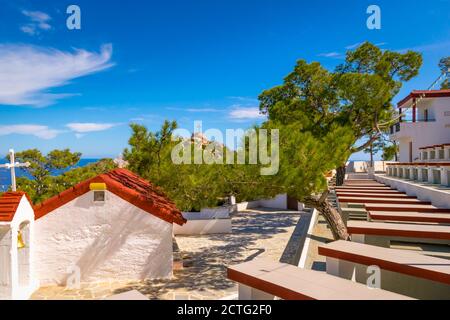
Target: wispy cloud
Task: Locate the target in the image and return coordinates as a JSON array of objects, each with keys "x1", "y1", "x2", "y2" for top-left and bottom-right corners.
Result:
[
  {"x1": 21, "y1": 10, "x2": 52, "y2": 36},
  {"x1": 317, "y1": 51, "x2": 344, "y2": 59},
  {"x1": 129, "y1": 117, "x2": 145, "y2": 122},
  {"x1": 166, "y1": 107, "x2": 222, "y2": 113},
  {"x1": 0, "y1": 44, "x2": 114, "y2": 107},
  {"x1": 229, "y1": 106, "x2": 265, "y2": 120},
  {"x1": 0, "y1": 124, "x2": 61, "y2": 139},
  {"x1": 345, "y1": 42, "x2": 363, "y2": 50},
  {"x1": 66, "y1": 122, "x2": 120, "y2": 133},
  {"x1": 396, "y1": 40, "x2": 450, "y2": 54},
  {"x1": 321, "y1": 42, "x2": 388, "y2": 59},
  {"x1": 227, "y1": 96, "x2": 259, "y2": 103}
]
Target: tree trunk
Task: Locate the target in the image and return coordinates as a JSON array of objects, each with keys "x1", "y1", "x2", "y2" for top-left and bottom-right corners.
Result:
[
  {"x1": 304, "y1": 193, "x2": 350, "y2": 241},
  {"x1": 335, "y1": 164, "x2": 346, "y2": 186},
  {"x1": 370, "y1": 144, "x2": 374, "y2": 168}
]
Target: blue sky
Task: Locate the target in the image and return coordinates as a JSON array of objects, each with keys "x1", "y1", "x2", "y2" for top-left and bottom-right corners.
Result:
[{"x1": 0, "y1": 0, "x2": 449, "y2": 159}]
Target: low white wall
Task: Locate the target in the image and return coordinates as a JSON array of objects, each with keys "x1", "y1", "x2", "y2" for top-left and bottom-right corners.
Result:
[
  {"x1": 173, "y1": 219, "x2": 232, "y2": 235},
  {"x1": 347, "y1": 161, "x2": 388, "y2": 173},
  {"x1": 182, "y1": 206, "x2": 231, "y2": 220},
  {"x1": 258, "y1": 194, "x2": 288, "y2": 209},
  {"x1": 175, "y1": 194, "x2": 289, "y2": 236},
  {"x1": 34, "y1": 191, "x2": 174, "y2": 286},
  {"x1": 235, "y1": 194, "x2": 288, "y2": 211},
  {"x1": 235, "y1": 201, "x2": 260, "y2": 212},
  {"x1": 375, "y1": 174, "x2": 450, "y2": 208}
]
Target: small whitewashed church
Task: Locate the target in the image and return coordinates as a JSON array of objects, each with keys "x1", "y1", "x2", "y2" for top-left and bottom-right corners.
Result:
[{"x1": 0, "y1": 152, "x2": 186, "y2": 300}]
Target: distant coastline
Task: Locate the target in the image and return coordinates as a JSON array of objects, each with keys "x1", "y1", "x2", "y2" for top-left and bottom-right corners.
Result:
[{"x1": 0, "y1": 158, "x2": 100, "y2": 192}]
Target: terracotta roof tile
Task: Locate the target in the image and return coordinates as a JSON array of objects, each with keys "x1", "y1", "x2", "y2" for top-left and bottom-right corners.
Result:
[
  {"x1": 34, "y1": 168, "x2": 186, "y2": 225},
  {"x1": 0, "y1": 192, "x2": 30, "y2": 222}
]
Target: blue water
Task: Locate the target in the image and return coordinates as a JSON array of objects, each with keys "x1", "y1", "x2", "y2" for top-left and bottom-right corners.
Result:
[{"x1": 0, "y1": 159, "x2": 100, "y2": 192}]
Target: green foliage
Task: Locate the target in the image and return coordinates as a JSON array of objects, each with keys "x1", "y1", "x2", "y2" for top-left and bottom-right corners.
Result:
[
  {"x1": 439, "y1": 57, "x2": 450, "y2": 89},
  {"x1": 363, "y1": 135, "x2": 386, "y2": 166},
  {"x1": 260, "y1": 41, "x2": 422, "y2": 158},
  {"x1": 11, "y1": 148, "x2": 116, "y2": 203},
  {"x1": 264, "y1": 121, "x2": 354, "y2": 200},
  {"x1": 382, "y1": 142, "x2": 398, "y2": 161},
  {"x1": 122, "y1": 42, "x2": 422, "y2": 209},
  {"x1": 11, "y1": 149, "x2": 81, "y2": 202},
  {"x1": 124, "y1": 121, "x2": 240, "y2": 211}
]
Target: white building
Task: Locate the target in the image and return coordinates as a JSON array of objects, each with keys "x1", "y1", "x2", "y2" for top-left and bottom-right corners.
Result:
[
  {"x1": 0, "y1": 168, "x2": 186, "y2": 299},
  {"x1": 390, "y1": 89, "x2": 450, "y2": 162}
]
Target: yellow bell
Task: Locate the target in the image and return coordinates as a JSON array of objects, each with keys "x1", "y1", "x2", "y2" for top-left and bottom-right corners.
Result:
[{"x1": 17, "y1": 230, "x2": 26, "y2": 249}]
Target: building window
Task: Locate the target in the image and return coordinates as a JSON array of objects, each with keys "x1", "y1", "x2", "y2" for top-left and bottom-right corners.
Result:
[
  {"x1": 422, "y1": 151, "x2": 428, "y2": 160},
  {"x1": 430, "y1": 151, "x2": 436, "y2": 160},
  {"x1": 438, "y1": 149, "x2": 444, "y2": 159},
  {"x1": 94, "y1": 191, "x2": 105, "y2": 202}
]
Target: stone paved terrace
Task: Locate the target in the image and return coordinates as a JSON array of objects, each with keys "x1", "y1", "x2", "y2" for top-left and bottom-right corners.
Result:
[{"x1": 32, "y1": 208, "x2": 310, "y2": 300}]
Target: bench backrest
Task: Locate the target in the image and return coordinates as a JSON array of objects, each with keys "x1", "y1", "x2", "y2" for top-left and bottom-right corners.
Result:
[
  {"x1": 227, "y1": 259, "x2": 413, "y2": 300},
  {"x1": 347, "y1": 221, "x2": 450, "y2": 240},
  {"x1": 368, "y1": 211, "x2": 450, "y2": 224},
  {"x1": 337, "y1": 196, "x2": 430, "y2": 205},
  {"x1": 364, "y1": 204, "x2": 450, "y2": 213},
  {"x1": 318, "y1": 240, "x2": 450, "y2": 285}
]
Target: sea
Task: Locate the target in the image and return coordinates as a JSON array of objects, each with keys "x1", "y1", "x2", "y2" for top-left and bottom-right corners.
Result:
[{"x1": 0, "y1": 158, "x2": 100, "y2": 192}]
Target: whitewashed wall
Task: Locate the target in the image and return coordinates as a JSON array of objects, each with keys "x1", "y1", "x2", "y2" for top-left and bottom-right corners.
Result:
[{"x1": 33, "y1": 191, "x2": 173, "y2": 286}]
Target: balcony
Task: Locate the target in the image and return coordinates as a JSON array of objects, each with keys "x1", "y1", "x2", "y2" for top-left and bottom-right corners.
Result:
[{"x1": 389, "y1": 119, "x2": 437, "y2": 140}]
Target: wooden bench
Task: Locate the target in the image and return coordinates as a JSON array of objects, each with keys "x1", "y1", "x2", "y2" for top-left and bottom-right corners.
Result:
[
  {"x1": 344, "y1": 181, "x2": 386, "y2": 186},
  {"x1": 347, "y1": 220, "x2": 450, "y2": 246},
  {"x1": 227, "y1": 259, "x2": 412, "y2": 300},
  {"x1": 365, "y1": 203, "x2": 450, "y2": 213},
  {"x1": 318, "y1": 241, "x2": 450, "y2": 299},
  {"x1": 335, "y1": 188, "x2": 402, "y2": 194},
  {"x1": 368, "y1": 211, "x2": 450, "y2": 224},
  {"x1": 337, "y1": 196, "x2": 430, "y2": 205},
  {"x1": 336, "y1": 192, "x2": 415, "y2": 199},
  {"x1": 335, "y1": 186, "x2": 393, "y2": 190}
]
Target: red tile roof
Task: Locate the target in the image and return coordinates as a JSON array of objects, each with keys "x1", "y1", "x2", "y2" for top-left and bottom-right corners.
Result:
[
  {"x1": 397, "y1": 89, "x2": 450, "y2": 108},
  {"x1": 34, "y1": 168, "x2": 186, "y2": 225},
  {"x1": 0, "y1": 192, "x2": 31, "y2": 222}
]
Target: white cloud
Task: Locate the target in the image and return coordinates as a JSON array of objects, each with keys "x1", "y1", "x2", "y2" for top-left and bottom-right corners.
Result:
[
  {"x1": 167, "y1": 107, "x2": 222, "y2": 113},
  {"x1": 229, "y1": 107, "x2": 265, "y2": 120},
  {"x1": 345, "y1": 42, "x2": 363, "y2": 50},
  {"x1": 0, "y1": 44, "x2": 114, "y2": 107},
  {"x1": 66, "y1": 122, "x2": 120, "y2": 133},
  {"x1": 396, "y1": 40, "x2": 450, "y2": 54},
  {"x1": 318, "y1": 52, "x2": 342, "y2": 58},
  {"x1": 21, "y1": 10, "x2": 52, "y2": 36},
  {"x1": 227, "y1": 96, "x2": 259, "y2": 103},
  {"x1": 0, "y1": 124, "x2": 61, "y2": 139},
  {"x1": 187, "y1": 108, "x2": 222, "y2": 112},
  {"x1": 20, "y1": 25, "x2": 37, "y2": 36}
]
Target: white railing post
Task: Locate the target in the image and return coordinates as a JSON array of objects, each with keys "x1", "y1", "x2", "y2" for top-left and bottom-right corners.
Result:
[{"x1": 427, "y1": 167, "x2": 434, "y2": 184}]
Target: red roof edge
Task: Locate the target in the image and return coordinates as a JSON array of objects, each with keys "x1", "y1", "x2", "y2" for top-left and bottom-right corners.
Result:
[
  {"x1": 397, "y1": 89, "x2": 450, "y2": 108},
  {"x1": 34, "y1": 168, "x2": 186, "y2": 225},
  {"x1": 0, "y1": 192, "x2": 32, "y2": 222}
]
